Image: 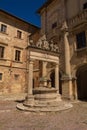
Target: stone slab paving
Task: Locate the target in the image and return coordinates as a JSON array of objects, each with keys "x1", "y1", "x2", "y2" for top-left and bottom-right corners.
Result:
[{"x1": 0, "y1": 100, "x2": 87, "y2": 130}]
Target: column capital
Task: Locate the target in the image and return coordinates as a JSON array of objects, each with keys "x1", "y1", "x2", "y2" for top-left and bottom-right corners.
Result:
[
  {"x1": 43, "y1": 61, "x2": 47, "y2": 64},
  {"x1": 64, "y1": 31, "x2": 69, "y2": 36},
  {"x1": 61, "y1": 21, "x2": 69, "y2": 33}
]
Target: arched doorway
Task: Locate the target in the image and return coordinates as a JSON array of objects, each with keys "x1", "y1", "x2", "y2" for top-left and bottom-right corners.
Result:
[{"x1": 76, "y1": 65, "x2": 87, "y2": 100}]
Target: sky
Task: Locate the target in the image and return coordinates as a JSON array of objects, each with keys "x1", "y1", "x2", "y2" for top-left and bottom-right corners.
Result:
[{"x1": 0, "y1": 0, "x2": 46, "y2": 27}]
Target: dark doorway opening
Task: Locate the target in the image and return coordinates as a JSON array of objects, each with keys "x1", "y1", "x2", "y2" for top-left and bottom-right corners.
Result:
[
  {"x1": 50, "y1": 71, "x2": 62, "y2": 94},
  {"x1": 76, "y1": 65, "x2": 87, "y2": 101},
  {"x1": 33, "y1": 79, "x2": 34, "y2": 88},
  {"x1": 59, "y1": 72, "x2": 62, "y2": 95},
  {"x1": 50, "y1": 71, "x2": 55, "y2": 88}
]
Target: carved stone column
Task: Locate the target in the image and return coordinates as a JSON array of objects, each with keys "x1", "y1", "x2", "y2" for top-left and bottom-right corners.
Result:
[
  {"x1": 64, "y1": 31, "x2": 71, "y2": 75},
  {"x1": 42, "y1": 61, "x2": 47, "y2": 87},
  {"x1": 73, "y1": 78, "x2": 78, "y2": 100},
  {"x1": 24, "y1": 60, "x2": 34, "y2": 106},
  {"x1": 61, "y1": 22, "x2": 71, "y2": 76},
  {"x1": 61, "y1": 22, "x2": 73, "y2": 100},
  {"x1": 55, "y1": 63, "x2": 59, "y2": 93},
  {"x1": 28, "y1": 61, "x2": 33, "y2": 95},
  {"x1": 55, "y1": 63, "x2": 61, "y2": 101}
]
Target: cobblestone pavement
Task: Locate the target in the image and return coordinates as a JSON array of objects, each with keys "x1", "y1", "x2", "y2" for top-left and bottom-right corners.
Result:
[{"x1": 0, "y1": 100, "x2": 87, "y2": 130}]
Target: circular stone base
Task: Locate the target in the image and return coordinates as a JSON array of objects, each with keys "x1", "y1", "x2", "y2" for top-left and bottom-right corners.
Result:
[
  {"x1": 33, "y1": 87, "x2": 58, "y2": 94},
  {"x1": 17, "y1": 101, "x2": 73, "y2": 113},
  {"x1": 33, "y1": 87, "x2": 61, "y2": 102},
  {"x1": 17, "y1": 88, "x2": 73, "y2": 113}
]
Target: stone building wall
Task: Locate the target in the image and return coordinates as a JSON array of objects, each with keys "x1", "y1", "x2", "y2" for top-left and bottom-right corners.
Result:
[
  {"x1": 0, "y1": 10, "x2": 39, "y2": 95},
  {"x1": 66, "y1": 0, "x2": 87, "y2": 19},
  {"x1": 40, "y1": 0, "x2": 66, "y2": 73},
  {"x1": 65, "y1": 0, "x2": 87, "y2": 99},
  {"x1": 39, "y1": 0, "x2": 87, "y2": 73},
  {"x1": 66, "y1": 0, "x2": 87, "y2": 75},
  {"x1": 38, "y1": 0, "x2": 87, "y2": 100}
]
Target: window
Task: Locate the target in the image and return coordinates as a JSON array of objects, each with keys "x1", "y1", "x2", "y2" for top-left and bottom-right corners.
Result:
[
  {"x1": 1, "y1": 24, "x2": 7, "y2": 33},
  {"x1": 17, "y1": 30, "x2": 22, "y2": 39},
  {"x1": 83, "y1": 2, "x2": 87, "y2": 9},
  {"x1": 0, "y1": 46, "x2": 4, "y2": 58},
  {"x1": 0, "y1": 73, "x2": 3, "y2": 81},
  {"x1": 15, "y1": 50, "x2": 21, "y2": 61},
  {"x1": 52, "y1": 22, "x2": 57, "y2": 29},
  {"x1": 76, "y1": 31, "x2": 86, "y2": 49},
  {"x1": 14, "y1": 74, "x2": 19, "y2": 80}
]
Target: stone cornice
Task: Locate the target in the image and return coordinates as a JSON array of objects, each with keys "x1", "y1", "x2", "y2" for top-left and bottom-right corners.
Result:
[{"x1": 37, "y1": 0, "x2": 54, "y2": 14}]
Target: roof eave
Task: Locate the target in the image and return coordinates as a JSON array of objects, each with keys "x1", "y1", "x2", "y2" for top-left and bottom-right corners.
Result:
[{"x1": 0, "y1": 9, "x2": 40, "y2": 29}]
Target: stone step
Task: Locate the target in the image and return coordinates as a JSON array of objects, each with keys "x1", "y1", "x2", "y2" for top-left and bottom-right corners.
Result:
[{"x1": 17, "y1": 101, "x2": 73, "y2": 112}]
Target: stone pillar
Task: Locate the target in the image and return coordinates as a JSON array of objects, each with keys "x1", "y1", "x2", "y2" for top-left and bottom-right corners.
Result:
[
  {"x1": 55, "y1": 63, "x2": 61, "y2": 101},
  {"x1": 61, "y1": 22, "x2": 71, "y2": 75},
  {"x1": 42, "y1": 61, "x2": 47, "y2": 87},
  {"x1": 64, "y1": 32, "x2": 73, "y2": 99},
  {"x1": 28, "y1": 60, "x2": 33, "y2": 95},
  {"x1": 24, "y1": 60, "x2": 34, "y2": 106},
  {"x1": 64, "y1": 31, "x2": 71, "y2": 75},
  {"x1": 61, "y1": 23, "x2": 73, "y2": 100},
  {"x1": 74, "y1": 79, "x2": 78, "y2": 100},
  {"x1": 55, "y1": 63, "x2": 59, "y2": 93}
]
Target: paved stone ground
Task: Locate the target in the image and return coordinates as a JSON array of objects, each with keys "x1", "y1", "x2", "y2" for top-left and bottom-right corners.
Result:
[{"x1": 0, "y1": 100, "x2": 87, "y2": 130}]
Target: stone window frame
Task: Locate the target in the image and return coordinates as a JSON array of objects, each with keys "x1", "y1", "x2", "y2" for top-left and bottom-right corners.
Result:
[
  {"x1": 83, "y1": 2, "x2": 87, "y2": 9},
  {"x1": 17, "y1": 30, "x2": 22, "y2": 39},
  {"x1": 76, "y1": 31, "x2": 86, "y2": 50},
  {"x1": 0, "y1": 24, "x2": 7, "y2": 34},
  {"x1": 15, "y1": 49, "x2": 21, "y2": 62},
  {"x1": 0, "y1": 42, "x2": 8, "y2": 61},
  {"x1": 52, "y1": 22, "x2": 57, "y2": 29},
  {"x1": 14, "y1": 74, "x2": 20, "y2": 80},
  {"x1": 0, "y1": 72, "x2": 4, "y2": 82},
  {"x1": 14, "y1": 46, "x2": 23, "y2": 63},
  {"x1": 0, "y1": 45, "x2": 5, "y2": 59}
]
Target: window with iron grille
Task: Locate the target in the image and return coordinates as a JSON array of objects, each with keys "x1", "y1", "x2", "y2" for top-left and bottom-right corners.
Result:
[
  {"x1": 15, "y1": 50, "x2": 21, "y2": 61},
  {"x1": 1, "y1": 24, "x2": 7, "y2": 33},
  {"x1": 0, "y1": 46, "x2": 4, "y2": 58},
  {"x1": 76, "y1": 31, "x2": 86, "y2": 49},
  {"x1": 17, "y1": 30, "x2": 22, "y2": 39}
]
